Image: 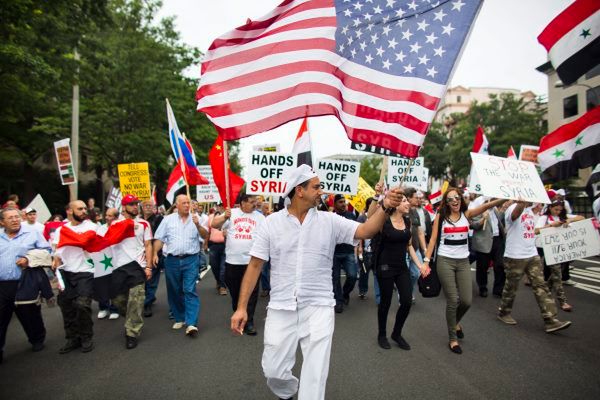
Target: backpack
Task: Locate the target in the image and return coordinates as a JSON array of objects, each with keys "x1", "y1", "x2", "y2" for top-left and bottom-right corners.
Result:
[{"x1": 417, "y1": 214, "x2": 442, "y2": 298}]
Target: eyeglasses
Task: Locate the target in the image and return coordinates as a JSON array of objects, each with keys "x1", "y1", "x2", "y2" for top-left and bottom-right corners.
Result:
[{"x1": 446, "y1": 196, "x2": 461, "y2": 202}]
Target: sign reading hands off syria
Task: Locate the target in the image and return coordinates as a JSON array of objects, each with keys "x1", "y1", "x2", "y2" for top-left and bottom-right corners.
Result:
[{"x1": 470, "y1": 153, "x2": 550, "y2": 203}]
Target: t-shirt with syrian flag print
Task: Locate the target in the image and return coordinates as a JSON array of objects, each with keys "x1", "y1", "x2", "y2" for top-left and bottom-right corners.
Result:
[
  {"x1": 222, "y1": 208, "x2": 265, "y2": 265},
  {"x1": 55, "y1": 219, "x2": 136, "y2": 276}
]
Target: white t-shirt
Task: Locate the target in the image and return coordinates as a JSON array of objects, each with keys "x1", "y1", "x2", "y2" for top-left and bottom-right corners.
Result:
[
  {"x1": 21, "y1": 221, "x2": 45, "y2": 235},
  {"x1": 53, "y1": 220, "x2": 99, "y2": 273},
  {"x1": 504, "y1": 204, "x2": 538, "y2": 259},
  {"x1": 593, "y1": 197, "x2": 600, "y2": 220},
  {"x1": 250, "y1": 207, "x2": 360, "y2": 310},
  {"x1": 222, "y1": 208, "x2": 266, "y2": 265},
  {"x1": 112, "y1": 217, "x2": 153, "y2": 268},
  {"x1": 196, "y1": 213, "x2": 209, "y2": 245},
  {"x1": 437, "y1": 213, "x2": 470, "y2": 259},
  {"x1": 534, "y1": 213, "x2": 576, "y2": 247}
]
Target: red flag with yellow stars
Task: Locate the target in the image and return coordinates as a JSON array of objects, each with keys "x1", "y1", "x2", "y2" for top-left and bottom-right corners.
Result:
[{"x1": 208, "y1": 135, "x2": 245, "y2": 208}]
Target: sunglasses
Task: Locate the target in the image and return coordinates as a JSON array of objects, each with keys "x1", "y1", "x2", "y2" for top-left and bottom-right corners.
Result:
[{"x1": 446, "y1": 196, "x2": 461, "y2": 202}]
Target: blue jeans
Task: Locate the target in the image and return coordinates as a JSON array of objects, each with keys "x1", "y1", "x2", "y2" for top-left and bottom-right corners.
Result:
[
  {"x1": 145, "y1": 255, "x2": 163, "y2": 307},
  {"x1": 164, "y1": 254, "x2": 200, "y2": 326},
  {"x1": 260, "y1": 260, "x2": 271, "y2": 291},
  {"x1": 208, "y1": 243, "x2": 226, "y2": 288},
  {"x1": 99, "y1": 300, "x2": 118, "y2": 313},
  {"x1": 407, "y1": 249, "x2": 422, "y2": 297},
  {"x1": 332, "y1": 253, "x2": 358, "y2": 306},
  {"x1": 358, "y1": 252, "x2": 381, "y2": 304},
  {"x1": 198, "y1": 249, "x2": 207, "y2": 272}
]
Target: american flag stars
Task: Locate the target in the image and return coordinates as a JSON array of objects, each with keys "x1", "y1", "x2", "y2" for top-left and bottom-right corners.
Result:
[{"x1": 335, "y1": 0, "x2": 479, "y2": 84}]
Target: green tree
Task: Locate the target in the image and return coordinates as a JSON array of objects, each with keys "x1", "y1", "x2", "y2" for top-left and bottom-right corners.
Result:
[{"x1": 359, "y1": 155, "x2": 383, "y2": 187}]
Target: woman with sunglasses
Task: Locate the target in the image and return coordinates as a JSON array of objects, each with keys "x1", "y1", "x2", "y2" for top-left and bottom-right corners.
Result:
[
  {"x1": 535, "y1": 199, "x2": 583, "y2": 311},
  {"x1": 423, "y1": 189, "x2": 507, "y2": 354}
]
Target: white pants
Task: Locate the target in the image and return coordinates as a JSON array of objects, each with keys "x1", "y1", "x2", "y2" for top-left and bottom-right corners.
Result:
[{"x1": 262, "y1": 305, "x2": 335, "y2": 400}]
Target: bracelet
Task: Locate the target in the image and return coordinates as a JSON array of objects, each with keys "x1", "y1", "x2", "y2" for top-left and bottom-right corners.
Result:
[
  {"x1": 378, "y1": 199, "x2": 395, "y2": 215},
  {"x1": 423, "y1": 257, "x2": 431, "y2": 263}
]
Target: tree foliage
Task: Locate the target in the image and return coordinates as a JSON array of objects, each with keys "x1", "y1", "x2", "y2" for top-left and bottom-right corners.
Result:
[{"x1": 359, "y1": 155, "x2": 383, "y2": 187}]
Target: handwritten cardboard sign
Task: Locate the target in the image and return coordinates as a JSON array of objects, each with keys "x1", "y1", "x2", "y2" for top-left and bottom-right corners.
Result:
[
  {"x1": 539, "y1": 219, "x2": 600, "y2": 265},
  {"x1": 470, "y1": 153, "x2": 549, "y2": 203}
]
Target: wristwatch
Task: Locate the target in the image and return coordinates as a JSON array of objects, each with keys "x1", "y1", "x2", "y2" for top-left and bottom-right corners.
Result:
[
  {"x1": 378, "y1": 199, "x2": 395, "y2": 215},
  {"x1": 423, "y1": 257, "x2": 431, "y2": 263}
]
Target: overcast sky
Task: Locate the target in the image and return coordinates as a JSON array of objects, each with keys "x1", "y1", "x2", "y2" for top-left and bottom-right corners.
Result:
[{"x1": 158, "y1": 0, "x2": 573, "y2": 164}]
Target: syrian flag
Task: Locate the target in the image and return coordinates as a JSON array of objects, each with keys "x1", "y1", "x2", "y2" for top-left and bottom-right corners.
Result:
[
  {"x1": 472, "y1": 126, "x2": 489, "y2": 154},
  {"x1": 538, "y1": 106, "x2": 600, "y2": 181},
  {"x1": 166, "y1": 162, "x2": 187, "y2": 205},
  {"x1": 292, "y1": 117, "x2": 313, "y2": 167},
  {"x1": 56, "y1": 220, "x2": 136, "y2": 301},
  {"x1": 507, "y1": 146, "x2": 517, "y2": 160},
  {"x1": 538, "y1": 1, "x2": 600, "y2": 85},
  {"x1": 429, "y1": 190, "x2": 442, "y2": 206}
]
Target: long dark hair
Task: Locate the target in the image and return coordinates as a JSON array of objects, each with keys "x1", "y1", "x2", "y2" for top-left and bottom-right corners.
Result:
[
  {"x1": 438, "y1": 187, "x2": 467, "y2": 225},
  {"x1": 544, "y1": 200, "x2": 567, "y2": 222}
]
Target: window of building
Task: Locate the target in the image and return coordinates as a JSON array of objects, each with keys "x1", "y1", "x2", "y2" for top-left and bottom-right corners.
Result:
[
  {"x1": 456, "y1": 95, "x2": 461, "y2": 103},
  {"x1": 586, "y1": 86, "x2": 600, "y2": 111},
  {"x1": 563, "y1": 94, "x2": 578, "y2": 118},
  {"x1": 585, "y1": 64, "x2": 600, "y2": 80}
]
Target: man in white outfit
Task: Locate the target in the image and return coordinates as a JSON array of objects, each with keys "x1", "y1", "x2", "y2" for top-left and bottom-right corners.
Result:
[{"x1": 230, "y1": 164, "x2": 403, "y2": 400}]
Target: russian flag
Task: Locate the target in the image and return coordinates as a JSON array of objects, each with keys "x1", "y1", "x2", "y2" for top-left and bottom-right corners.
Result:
[{"x1": 166, "y1": 99, "x2": 208, "y2": 186}]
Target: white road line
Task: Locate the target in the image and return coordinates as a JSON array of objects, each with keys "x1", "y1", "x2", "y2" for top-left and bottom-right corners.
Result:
[
  {"x1": 570, "y1": 272, "x2": 600, "y2": 284},
  {"x1": 588, "y1": 267, "x2": 600, "y2": 272},
  {"x1": 200, "y1": 265, "x2": 212, "y2": 280},
  {"x1": 573, "y1": 282, "x2": 600, "y2": 295},
  {"x1": 571, "y1": 269, "x2": 600, "y2": 279},
  {"x1": 577, "y1": 258, "x2": 600, "y2": 265}
]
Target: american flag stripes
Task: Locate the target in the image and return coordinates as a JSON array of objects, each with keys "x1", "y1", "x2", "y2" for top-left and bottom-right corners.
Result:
[{"x1": 196, "y1": 0, "x2": 482, "y2": 158}]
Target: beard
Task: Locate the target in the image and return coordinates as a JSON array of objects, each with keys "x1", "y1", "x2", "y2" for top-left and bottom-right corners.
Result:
[{"x1": 72, "y1": 213, "x2": 87, "y2": 222}]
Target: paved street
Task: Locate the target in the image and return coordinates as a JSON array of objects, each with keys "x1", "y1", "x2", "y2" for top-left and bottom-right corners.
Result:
[{"x1": 2, "y1": 258, "x2": 600, "y2": 400}]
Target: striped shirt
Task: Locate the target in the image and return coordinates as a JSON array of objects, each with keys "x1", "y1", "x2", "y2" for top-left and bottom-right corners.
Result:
[
  {"x1": 154, "y1": 213, "x2": 201, "y2": 256},
  {"x1": 437, "y1": 213, "x2": 470, "y2": 259},
  {"x1": 0, "y1": 228, "x2": 51, "y2": 281}
]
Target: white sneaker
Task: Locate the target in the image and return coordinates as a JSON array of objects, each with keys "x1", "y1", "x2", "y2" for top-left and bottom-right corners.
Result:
[
  {"x1": 186, "y1": 325, "x2": 198, "y2": 336},
  {"x1": 172, "y1": 322, "x2": 185, "y2": 330},
  {"x1": 97, "y1": 310, "x2": 109, "y2": 319},
  {"x1": 563, "y1": 279, "x2": 576, "y2": 286},
  {"x1": 109, "y1": 312, "x2": 119, "y2": 320}
]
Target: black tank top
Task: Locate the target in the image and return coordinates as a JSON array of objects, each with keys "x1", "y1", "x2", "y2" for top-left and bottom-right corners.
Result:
[{"x1": 378, "y1": 216, "x2": 411, "y2": 269}]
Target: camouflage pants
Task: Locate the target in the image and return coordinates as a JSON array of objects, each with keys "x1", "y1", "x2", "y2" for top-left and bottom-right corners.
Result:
[
  {"x1": 546, "y1": 264, "x2": 567, "y2": 306},
  {"x1": 499, "y1": 256, "x2": 557, "y2": 322},
  {"x1": 112, "y1": 284, "x2": 145, "y2": 337}
]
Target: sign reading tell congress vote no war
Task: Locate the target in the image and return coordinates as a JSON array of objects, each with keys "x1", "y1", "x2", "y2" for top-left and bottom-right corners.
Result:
[
  {"x1": 539, "y1": 219, "x2": 600, "y2": 265},
  {"x1": 470, "y1": 153, "x2": 550, "y2": 203},
  {"x1": 247, "y1": 152, "x2": 297, "y2": 196},
  {"x1": 386, "y1": 157, "x2": 426, "y2": 190},
  {"x1": 117, "y1": 162, "x2": 151, "y2": 200},
  {"x1": 315, "y1": 159, "x2": 360, "y2": 195}
]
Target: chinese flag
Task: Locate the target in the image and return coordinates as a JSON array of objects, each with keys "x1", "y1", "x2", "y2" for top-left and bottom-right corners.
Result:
[{"x1": 208, "y1": 134, "x2": 245, "y2": 208}]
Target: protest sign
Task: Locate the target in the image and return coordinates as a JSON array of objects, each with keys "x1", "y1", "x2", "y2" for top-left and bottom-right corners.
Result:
[
  {"x1": 247, "y1": 152, "x2": 297, "y2": 196},
  {"x1": 25, "y1": 194, "x2": 51, "y2": 223},
  {"x1": 117, "y1": 162, "x2": 151, "y2": 200},
  {"x1": 469, "y1": 165, "x2": 483, "y2": 194},
  {"x1": 315, "y1": 159, "x2": 360, "y2": 195},
  {"x1": 253, "y1": 144, "x2": 280, "y2": 152},
  {"x1": 196, "y1": 165, "x2": 221, "y2": 203},
  {"x1": 519, "y1": 145, "x2": 540, "y2": 164},
  {"x1": 105, "y1": 187, "x2": 122, "y2": 209},
  {"x1": 386, "y1": 157, "x2": 425, "y2": 188},
  {"x1": 54, "y1": 139, "x2": 76, "y2": 185},
  {"x1": 540, "y1": 219, "x2": 600, "y2": 265},
  {"x1": 350, "y1": 141, "x2": 402, "y2": 157},
  {"x1": 470, "y1": 153, "x2": 550, "y2": 203},
  {"x1": 345, "y1": 177, "x2": 376, "y2": 212}
]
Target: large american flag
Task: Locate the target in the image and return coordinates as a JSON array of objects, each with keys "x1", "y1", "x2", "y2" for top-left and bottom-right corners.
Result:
[{"x1": 196, "y1": 0, "x2": 482, "y2": 158}]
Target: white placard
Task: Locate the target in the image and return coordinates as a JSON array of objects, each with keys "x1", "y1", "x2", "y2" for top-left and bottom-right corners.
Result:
[
  {"x1": 246, "y1": 152, "x2": 297, "y2": 196},
  {"x1": 315, "y1": 159, "x2": 360, "y2": 195},
  {"x1": 196, "y1": 165, "x2": 221, "y2": 203},
  {"x1": 539, "y1": 219, "x2": 600, "y2": 265},
  {"x1": 468, "y1": 164, "x2": 483, "y2": 194},
  {"x1": 386, "y1": 157, "x2": 425, "y2": 188},
  {"x1": 419, "y1": 167, "x2": 429, "y2": 192},
  {"x1": 470, "y1": 153, "x2": 550, "y2": 203},
  {"x1": 25, "y1": 194, "x2": 51, "y2": 223}
]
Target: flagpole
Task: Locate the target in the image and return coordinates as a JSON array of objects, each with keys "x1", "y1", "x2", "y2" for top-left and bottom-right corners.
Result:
[
  {"x1": 223, "y1": 139, "x2": 231, "y2": 207},
  {"x1": 166, "y1": 98, "x2": 190, "y2": 199}
]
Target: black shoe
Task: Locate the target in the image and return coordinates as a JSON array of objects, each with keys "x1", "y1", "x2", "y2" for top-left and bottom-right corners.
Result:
[
  {"x1": 334, "y1": 304, "x2": 344, "y2": 314},
  {"x1": 492, "y1": 291, "x2": 503, "y2": 298},
  {"x1": 126, "y1": 335, "x2": 138, "y2": 349},
  {"x1": 343, "y1": 294, "x2": 350, "y2": 306},
  {"x1": 449, "y1": 343, "x2": 462, "y2": 354},
  {"x1": 81, "y1": 338, "x2": 94, "y2": 353},
  {"x1": 32, "y1": 342, "x2": 45, "y2": 352},
  {"x1": 390, "y1": 333, "x2": 411, "y2": 350},
  {"x1": 244, "y1": 323, "x2": 257, "y2": 336},
  {"x1": 378, "y1": 336, "x2": 391, "y2": 350},
  {"x1": 143, "y1": 304, "x2": 153, "y2": 318},
  {"x1": 456, "y1": 327, "x2": 464, "y2": 339},
  {"x1": 479, "y1": 288, "x2": 488, "y2": 298},
  {"x1": 59, "y1": 339, "x2": 81, "y2": 354}
]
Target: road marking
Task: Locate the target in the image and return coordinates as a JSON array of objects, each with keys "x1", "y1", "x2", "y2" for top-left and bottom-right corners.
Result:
[
  {"x1": 577, "y1": 258, "x2": 600, "y2": 265},
  {"x1": 571, "y1": 268, "x2": 600, "y2": 279},
  {"x1": 200, "y1": 265, "x2": 212, "y2": 280},
  {"x1": 588, "y1": 267, "x2": 600, "y2": 272},
  {"x1": 570, "y1": 272, "x2": 600, "y2": 284},
  {"x1": 573, "y1": 282, "x2": 600, "y2": 295}
]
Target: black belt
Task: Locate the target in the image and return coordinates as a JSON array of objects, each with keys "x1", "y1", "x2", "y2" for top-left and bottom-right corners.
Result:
[
  {"x1": 444, "y1": 239, "x2": 468, "y2": 246},
  {"x1": 167, "y1": 253, "x2": 196, "y2": 259}
]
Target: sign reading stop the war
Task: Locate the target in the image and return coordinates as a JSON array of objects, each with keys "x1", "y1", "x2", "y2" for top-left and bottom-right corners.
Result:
[
  {"x1": 386, "y1": 157, "x2": 425, "y2": 188},
  {"x1": 315, "y1": 159, "x2": 360, "y2": 195},
  {"x1": 540, "y1": 219, "x2": 600, "y2": 265},
  {"x1": 247, "y1": 152, "x2": 297, "y2": 196}
]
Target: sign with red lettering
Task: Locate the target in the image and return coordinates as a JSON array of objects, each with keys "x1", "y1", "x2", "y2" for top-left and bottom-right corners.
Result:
[
  {"x1": 470, "y1": 153, "x2": 550, "y2": 204},
  {"x1": 246, "y1": 152, "x2": 297, "y2": 196}
]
